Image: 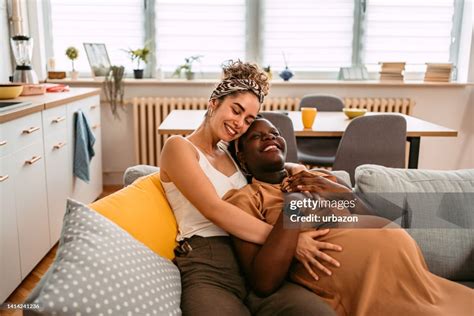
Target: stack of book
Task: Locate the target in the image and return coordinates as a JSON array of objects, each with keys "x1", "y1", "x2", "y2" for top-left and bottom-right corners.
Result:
[
  {"x1": 424, "y1": 63, "x2": 452, "y2": 82},
  {"x1": 379, "y1": 62, "x2": 406, "y2": 81}
]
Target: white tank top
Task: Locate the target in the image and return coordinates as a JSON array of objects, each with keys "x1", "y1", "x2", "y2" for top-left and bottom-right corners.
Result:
[{"x1": 161, "y1": 139, "x2": 247, "y2": 241}]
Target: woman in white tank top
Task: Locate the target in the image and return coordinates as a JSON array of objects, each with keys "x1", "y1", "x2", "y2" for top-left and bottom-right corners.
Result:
[{"x1": 159, "y1": 61, "x2": 340, "y2": 315}]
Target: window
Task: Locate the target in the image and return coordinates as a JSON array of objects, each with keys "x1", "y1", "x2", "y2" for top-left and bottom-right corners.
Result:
[
  {"x1": 261, "y1": 0, "x2": 355, "y2": 72},
  {"x1": 45, "y1": 0, "x2": 463, "y2": 78},
  {"x1": 363, "y1": 0, "x2": 457, "y2": 73},
  {"x1": 155, "y1": 0, "x2": 246, "y2": 73},
  {"x1": 48, "y1": 0, "x2": 144, "y2": 73}
]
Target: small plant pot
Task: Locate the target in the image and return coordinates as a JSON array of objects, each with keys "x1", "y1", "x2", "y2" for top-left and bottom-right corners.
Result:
[
  {"x1": 133, "y1": 69, "x2": 144, "y2": 79},
  {"x1": 70, "y1": 71, "x2": 79, "y2": 80},
  {"x1": 185, "y1": 72, "x2": 195, "y2": 80}
]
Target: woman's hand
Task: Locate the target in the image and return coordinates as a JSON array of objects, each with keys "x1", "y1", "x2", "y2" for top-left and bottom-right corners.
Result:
[
  {"x1": 295, "y1": 229, "x2": 342, "y2": 280},
  {"x1": 284, "y1": 163, "x2": 308, "y2": 176},
  {"x1": 286, "y1": 170, "x2": 351, "y2": 198}
]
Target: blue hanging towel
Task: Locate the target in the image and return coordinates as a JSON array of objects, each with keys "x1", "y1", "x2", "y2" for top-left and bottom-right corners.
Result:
[{"x1": 73, "y1": 110, "x2": 96, "y2": 183}]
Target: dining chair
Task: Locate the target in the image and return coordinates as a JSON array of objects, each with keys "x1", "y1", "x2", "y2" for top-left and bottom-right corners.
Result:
[
  {"x1": 332, "y1": 114, "x2": 407, "y2": 184},
  {"x1": 297, "y1": 94, "x2": 345, "y2": 166},
  {"x1": 260, "y1": 112, "x2": 299, "y2": 163}
]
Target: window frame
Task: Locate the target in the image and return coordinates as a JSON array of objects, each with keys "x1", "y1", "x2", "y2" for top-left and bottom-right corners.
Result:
[{"x1": 42, "y1": 0, "x2": 465, "y2": 80}]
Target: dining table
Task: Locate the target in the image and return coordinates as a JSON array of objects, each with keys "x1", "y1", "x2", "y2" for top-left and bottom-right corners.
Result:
[{"x1": 158, "y1": 110, "x2": 458, "y2": 169}]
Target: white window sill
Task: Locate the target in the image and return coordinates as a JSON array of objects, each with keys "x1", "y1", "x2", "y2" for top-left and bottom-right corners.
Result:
[{"x1": 46, "y1": 78, "x2": 473, "y2": 87}]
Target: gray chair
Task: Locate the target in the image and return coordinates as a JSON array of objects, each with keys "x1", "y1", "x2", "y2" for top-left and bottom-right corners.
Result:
[
  {"x1": 260, "y1": 112, "x2": 299, "y2": 163},
  {"x1": 333, "y1": 114, "x2": 407, "y2": 184},
  {"x1": 297, "y1": 94, "x2": 345, "y2": 166}
]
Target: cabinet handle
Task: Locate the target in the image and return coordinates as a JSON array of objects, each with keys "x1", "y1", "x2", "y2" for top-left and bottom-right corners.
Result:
[
  {"x1": 92, "y1": 124, "x2": 100, "y2": 130},
  {"x1": 25, "y1": 155, "x2": 42, "y2": 165},
  {"x1": 53, "y1": 142, "x2": 66, "y2": 149},
  {"x1": 90, "y1": 104, "x2": 98, "y2": 110},
  {"x1": 22, "y1": 126, "x2": 40, "y2": 134},
  {"x1": 0, "y1": 140, "x2": 6, "y2": 146},
  {"x1": 52, "y1": 116, "x2": 66, "y2": 123},
  {"x1": 0, "y1": 175, "x2": 9, "y2": 182}
]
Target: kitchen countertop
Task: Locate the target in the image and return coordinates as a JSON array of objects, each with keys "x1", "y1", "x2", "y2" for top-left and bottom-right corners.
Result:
[{"x1": 0, "y1": 88, "x2": 100, "y2": 123}]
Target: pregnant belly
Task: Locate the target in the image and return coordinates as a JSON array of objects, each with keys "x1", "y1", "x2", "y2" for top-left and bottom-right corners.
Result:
[{"x1": 290, "y1": 228, "x2": 426, "y2": 313}]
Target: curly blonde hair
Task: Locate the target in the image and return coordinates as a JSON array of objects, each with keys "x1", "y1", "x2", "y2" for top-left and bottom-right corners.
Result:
[{"x1": 221, "y1": 60, "x2": 270, "y2": 97}]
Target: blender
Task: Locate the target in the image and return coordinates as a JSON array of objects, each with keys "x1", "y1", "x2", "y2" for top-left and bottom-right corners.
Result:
[{"x1": 11, "y1": 35, "x2": 39, "y2": 84}]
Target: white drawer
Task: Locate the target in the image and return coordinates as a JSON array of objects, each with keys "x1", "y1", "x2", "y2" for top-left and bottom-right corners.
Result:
[
  {"x1": 42, "y1": 105, "x2": 67, "y2": 136},
  {"x1": 0, "y1": 125, "x2": 12, "y2": 158},
  {"x1": 67, "y1": 95, "x2": 99, "y2": 116},
  {"x1": 44, "y1": 131, "x2": 68, "y2": 156},
  {"x1": 1, "y1": 112, "x2": 42, "y2": 154},
  {"x1": 67, "y1": 97, "x2": 100, "y2": 139},
  {"x1": 87, "y1": 101, "x2": 101, "y2": 126}
]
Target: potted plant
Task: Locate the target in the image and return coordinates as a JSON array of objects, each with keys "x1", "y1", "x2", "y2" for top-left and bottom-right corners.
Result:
[
  {"x1": 125, "y1": 46, "x2": 150, "y2": 79},
  {"x1": 65, "y1": 46, "x2": 79, "y2": 80},
  {"x1": 263, "y1": 65, "x2": 273, "y2": 80},
  {"x1": 173, "y1": 55, "x2": 202, "y2": 80}
]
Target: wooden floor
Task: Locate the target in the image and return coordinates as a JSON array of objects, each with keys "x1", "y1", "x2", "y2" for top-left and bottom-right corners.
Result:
[{"x1": 0, "y1": 185, "x2": 122, "y2": 316}]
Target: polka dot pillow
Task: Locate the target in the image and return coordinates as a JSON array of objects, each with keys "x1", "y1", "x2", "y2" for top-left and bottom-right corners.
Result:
[{"x1": 25, "y1": 199, "x2": 182, "y2": 315}]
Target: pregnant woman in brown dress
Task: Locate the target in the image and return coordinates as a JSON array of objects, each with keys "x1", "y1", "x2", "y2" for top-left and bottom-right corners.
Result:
[{"x1": 224, "y1": 117, "x2": 474, "y2": 316}]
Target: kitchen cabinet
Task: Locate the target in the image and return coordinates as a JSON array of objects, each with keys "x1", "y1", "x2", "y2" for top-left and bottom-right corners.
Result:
[
  {"x1": 0, "y1": 155, "x2": 21, "y2": 303},
  {"x1": 66, "y1": 95, "x2": 102, "y2": 204},
  {"x1": 42, "y1": 105, "x2": 70, "y2": 244},
  {"x1": 13, "y1": 141, "x2": 50, "y2": 277},
  {"x1": 0, "y1": 88, "x2": 102, "y2": 302}
]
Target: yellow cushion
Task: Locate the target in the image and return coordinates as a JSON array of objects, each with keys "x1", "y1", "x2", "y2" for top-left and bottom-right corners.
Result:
[{"x1": 90, "y1": 172, "x2": 178, "y2": 259}]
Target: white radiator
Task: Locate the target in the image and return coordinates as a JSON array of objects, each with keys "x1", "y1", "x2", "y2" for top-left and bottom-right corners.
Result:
[
  {"x1": 132, "y1": 96, "x2": 414, "y2": 166},
  {"x1": 343, "y1": 97, "x2": 414, "y2": 115}
]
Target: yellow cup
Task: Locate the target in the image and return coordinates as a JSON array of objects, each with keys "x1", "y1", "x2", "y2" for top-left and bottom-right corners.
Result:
[{"x1": 301, "y1": 107, "x2": 317, "y2": 129}]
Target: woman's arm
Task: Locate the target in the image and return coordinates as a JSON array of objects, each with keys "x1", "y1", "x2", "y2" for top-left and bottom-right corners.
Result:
[
  {"x1": 232, "y1": 211, "x2": 299, "y2": 297},
  {"x1": 160, "y1": 136, "x2": 272, "y2": 244},
  {"x1": 284, "y1": 162, "x2": 307, "y2": 175}
]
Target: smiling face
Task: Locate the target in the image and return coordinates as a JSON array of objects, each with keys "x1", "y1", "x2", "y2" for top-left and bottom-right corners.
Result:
[
  {"x1": 208, "y1": 91, "x2": 260, "y2": 142},
  {"x1": 237, "y1": 118, "x2": 287, "y2": 175}
]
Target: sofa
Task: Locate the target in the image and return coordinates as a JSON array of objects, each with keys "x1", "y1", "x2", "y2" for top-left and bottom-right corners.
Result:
[
  {"x1": 123, "y1": 164, "x2": 474, "y2": 288},
  {"x1": 25, "y1": 164, "x2": 474, "y2": 314}
]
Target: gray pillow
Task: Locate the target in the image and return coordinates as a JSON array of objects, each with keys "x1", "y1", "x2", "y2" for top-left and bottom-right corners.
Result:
[
  {"x1": 123, "y1": 165, "x2": 160, "y2": 186},
  {"x1": 353, "y1": 165, "x2": 474, "y2": 222},
  {"x1": 353, "y1": 165, "x2": 474, "y2": 281},
  {"x1": 355, "y1": 164, "x2": 474, "y2": 193},
  {"x1": 25, "y1": 199, "x2": 181, "y2": 315}
]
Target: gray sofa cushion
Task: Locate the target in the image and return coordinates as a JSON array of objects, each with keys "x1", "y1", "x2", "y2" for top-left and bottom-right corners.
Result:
[
  {"x1": 25, "y1": 199, "x2": 181, "y2": 315},
  {"x1": 353, "y1": 164, "x2": 474, "y2": 281},
  {"x1": 328, "y1": 170, "x2": 352, "y2": 188},
  {"x1": 355, "y1": 164, "x2": 474, "y2": 193},
  {"x1": 123, "y1": 165, "x2": 160, "y2": 186}
]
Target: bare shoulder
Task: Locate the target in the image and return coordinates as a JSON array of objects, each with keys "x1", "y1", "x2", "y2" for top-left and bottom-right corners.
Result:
[
  {"x1": 161, "y1": 135, "x2": 197, "y2": 159},
  {"x1": 160, "y1": 136, "x2": 200, "y2": 181},
  {"x1": 162, "y1": 135, "x2": 188, "y2": 150}
]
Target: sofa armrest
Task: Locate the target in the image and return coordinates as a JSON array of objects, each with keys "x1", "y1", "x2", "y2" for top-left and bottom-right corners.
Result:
[{"x1": 123, "y1": 165, "x2": 160, "y2": 186}]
